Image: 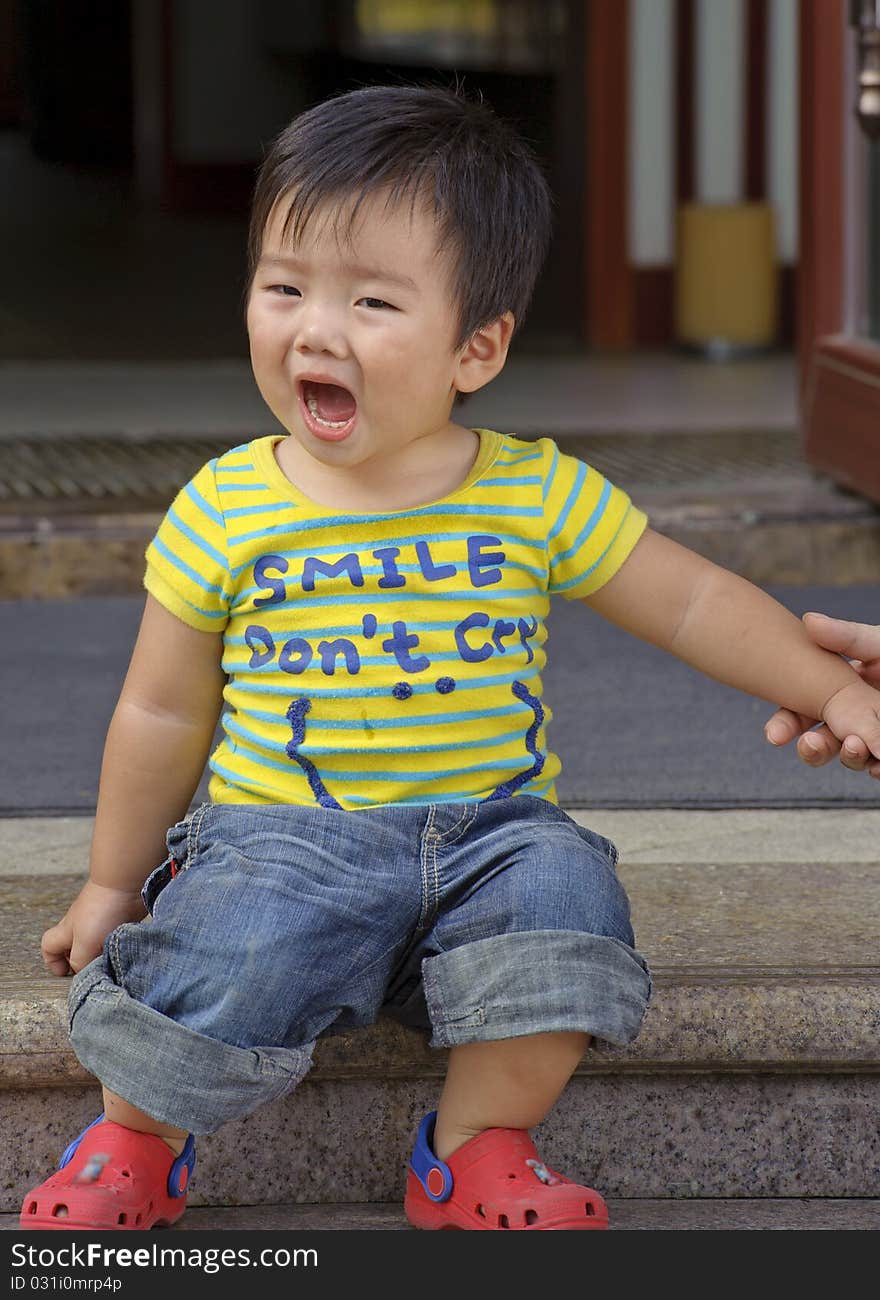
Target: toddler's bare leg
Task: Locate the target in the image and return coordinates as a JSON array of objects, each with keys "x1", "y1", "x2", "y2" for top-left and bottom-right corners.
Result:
[
  {"x1": 102, "y1": 1088, "x2": 189, "y2": 1155},
  {"x1": 431, "y1": 1031, "x2": 590, "y2": 1161}
]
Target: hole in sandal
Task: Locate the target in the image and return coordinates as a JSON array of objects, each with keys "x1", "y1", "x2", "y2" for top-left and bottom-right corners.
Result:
[
  {"x1": 525, "y1": 1209, "x2": 539, "y2": 1225},
  {"x1": 51, "y1": 1204, "x2": 68, "y2": 1218},
  {"x1": 475, "y1": 1204, "x2": 486, "y2": 1217},
  {"x1": 25, "y1": 1202, "x2": 36, "y2": 1215},
  {"x1": 498, "y1": 1214, "x2": 510, "y2": 1229},
  {"x1": 118, "y1": 1213, "x2": 127, "y2": 1224},
  {"x1": 121, "y1": 1168, "x2": 132, "y2": 1178},
  {"x1": 585, "y1": 1202, "x2": 596, "y2": 1216}
]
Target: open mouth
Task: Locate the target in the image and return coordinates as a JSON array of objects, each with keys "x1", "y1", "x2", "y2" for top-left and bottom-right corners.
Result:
[{"x1": 298, "y1": 380, "x2": 358, "y2": 440}]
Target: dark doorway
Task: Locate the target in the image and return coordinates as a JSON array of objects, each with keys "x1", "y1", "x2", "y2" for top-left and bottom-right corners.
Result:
[{"x1": 1, "y1": 0, "x2": 585, "y2": 361}]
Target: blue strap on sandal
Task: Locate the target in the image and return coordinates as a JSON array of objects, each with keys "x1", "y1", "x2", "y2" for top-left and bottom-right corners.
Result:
[{"x1": 409, "y1": 1111, "x2": 453, "y2": 1203}]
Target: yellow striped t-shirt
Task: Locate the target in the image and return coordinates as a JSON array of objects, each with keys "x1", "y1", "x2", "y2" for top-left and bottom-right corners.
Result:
[{"x1": 144, "y1": 429, "x2": 647, "y2": 809}]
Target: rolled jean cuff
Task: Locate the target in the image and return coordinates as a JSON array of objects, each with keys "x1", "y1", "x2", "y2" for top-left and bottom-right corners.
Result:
[
  {"x1": 421, "y1": 930, "x2": 652, "y2": 1049},
  {"x1": 68, "y1": 957, "x2": 314, "y2": 1134}
]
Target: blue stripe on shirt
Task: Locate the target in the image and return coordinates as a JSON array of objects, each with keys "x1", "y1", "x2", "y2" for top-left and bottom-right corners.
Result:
[
  {"x1": 549, "y1": 504, "x2": 635, "y2": 592},
  {"x1": 148, "y1": 536, "x2": 227, "y2": 600},
  {"x1": 547, "y1": 459, "x2": 587, "y2": 545},
  {"x1": 550, "y1": 478, "x2": 612, "y2": 569},
  {"x1": 166, "y1": 505, "x2": 228, "y2": 573}
]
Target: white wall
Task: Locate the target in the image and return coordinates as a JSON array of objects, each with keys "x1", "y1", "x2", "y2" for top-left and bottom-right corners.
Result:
[
  {"x1": 767, "y1": 0, "x2": 798, "y2": 261},
  {"x1": 695, "y1": 0, "x2": 746, "y2": 206},
  {"x1": 629, "y1": 0, "x2": 799, "y2": 265},
  {"x1": 629, "y1": 0, "x2": 675, "y2": 265}
]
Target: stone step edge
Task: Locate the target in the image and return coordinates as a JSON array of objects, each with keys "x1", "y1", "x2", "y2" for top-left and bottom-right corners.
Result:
[
  {"x1": 3, "y1": 508, "x2": 879, "y2": 596},
  {"x1": 6, "y1": 1198, "x2": 880, "y2": 1231},
  {"x1": 4, "y1": 969, "x2": 880, "y2": 1090}
]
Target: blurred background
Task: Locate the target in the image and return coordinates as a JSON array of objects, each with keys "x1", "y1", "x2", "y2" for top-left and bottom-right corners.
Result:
[
  {"x1": 0, "y1": 0, "x2": 800, "y2": 358},
  {"x1": 2, "y1": 6, "x2": 879, "y2": 1231},
  {"x1": 2, "y1": 0, "x2": 589, "y2": 359},
  {"x1": 0, "y1": 0, "x2": 877, "y2": 563}
]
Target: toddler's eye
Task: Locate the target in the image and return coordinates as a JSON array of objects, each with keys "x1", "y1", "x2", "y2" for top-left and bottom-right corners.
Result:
[
  {"x1": 269, "y1": 284, "x2": 300, "y2": 297},
  {"x1": 360, "y1": 297, "x2": 393, "y2": 310}
]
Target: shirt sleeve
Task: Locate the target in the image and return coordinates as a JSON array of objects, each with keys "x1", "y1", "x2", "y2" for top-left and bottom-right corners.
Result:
[
  {"x1": 143, "y1": 458, "x2": 231, "y2": 631},
  {"x1": 541, "y1": 440, "x2": 648, "y2": 598}
]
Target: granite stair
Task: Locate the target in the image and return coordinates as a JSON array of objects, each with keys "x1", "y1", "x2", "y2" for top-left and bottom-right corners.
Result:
[{"x1": 2, "y1": 809, "x2": 880, "y2": 1230}]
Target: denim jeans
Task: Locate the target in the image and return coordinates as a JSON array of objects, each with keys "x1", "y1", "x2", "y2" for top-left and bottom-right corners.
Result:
[{"x1": 69, "y1": 796, "x2": 652, "y2": 1133}]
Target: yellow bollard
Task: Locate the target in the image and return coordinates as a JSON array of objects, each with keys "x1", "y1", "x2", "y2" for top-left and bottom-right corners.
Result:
[{"x1": 675, "y1": 202, "x2": 778, "y2": 357}]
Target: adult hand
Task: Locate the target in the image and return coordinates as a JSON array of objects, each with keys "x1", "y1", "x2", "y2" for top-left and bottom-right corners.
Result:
[{"x1": 764, "y1": 612, "x2": 880, "y2": 778}]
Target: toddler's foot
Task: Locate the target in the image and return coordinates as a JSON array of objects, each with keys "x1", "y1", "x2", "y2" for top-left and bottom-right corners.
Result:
[
  {"x1": 404, "y1": 1111, "x2": 608, "y2": 1230},
  {"x1": 20, "y1": 1117, "x2": 194, "y2": 1231}
]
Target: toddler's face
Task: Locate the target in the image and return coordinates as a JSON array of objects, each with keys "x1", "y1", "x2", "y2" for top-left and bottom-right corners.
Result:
[{"x1": 246, "y1": 191, "x2": 475, "y2": 477}]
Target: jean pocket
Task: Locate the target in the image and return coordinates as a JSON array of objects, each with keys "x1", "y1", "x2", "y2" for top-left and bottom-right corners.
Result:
[
  {"x1": 140, "y1": 855, "x2": 180, "y2": 915},
  {"x1": 573, "y1": 823, "x2": 619, "y2": 869}
]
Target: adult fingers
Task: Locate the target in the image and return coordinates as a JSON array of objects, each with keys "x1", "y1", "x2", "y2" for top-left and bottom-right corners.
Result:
[
  {"x1": 838, "y1": 735, "x2": 874, "y2": 770},
  {"x1": 797, "y1": 727, "x2": 878, "y2": 771},
  {"x1": 795, "y1": 726, "x2": 842, "y2": 766},
  {"x1": 765, "y1": 708, "x2": 818, "y2": 746},
  {"x1": 802, "y1": 612, "x2": 880, "y2": 666}
]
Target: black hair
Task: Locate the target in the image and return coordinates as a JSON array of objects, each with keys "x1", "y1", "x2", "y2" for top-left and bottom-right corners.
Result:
[{"x1": 247, "y1": 81, "x2": 554, "y2": 407}]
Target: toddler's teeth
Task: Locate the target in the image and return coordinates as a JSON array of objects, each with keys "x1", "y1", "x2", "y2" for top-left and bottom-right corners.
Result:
[{"x1": 305, "y1": 394, "x2": 350, "y2": 429}]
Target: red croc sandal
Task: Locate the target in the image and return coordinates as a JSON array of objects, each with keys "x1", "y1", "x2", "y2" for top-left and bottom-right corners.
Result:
[
  {"x1": 19, "y1": 1115, "x2": 195, "y2": 1231},
  {"x1": 404, "y1": 1111, "x2": 609, "y2": 1230}
]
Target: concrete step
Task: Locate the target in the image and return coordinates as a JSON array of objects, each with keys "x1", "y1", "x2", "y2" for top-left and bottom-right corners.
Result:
[
  {"x1": 4, "y1": 1199, "x2": 880, "y2": 1232},
  {"x1": 2, "y1": 809, "x2": 880, "y2": 1213}
]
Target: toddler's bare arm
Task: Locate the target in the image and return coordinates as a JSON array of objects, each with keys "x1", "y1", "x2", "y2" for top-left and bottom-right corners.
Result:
[
  {"x1": 87, "y1": 595, "x2": 225, "y2": 890},
  {"x1": 41, "y1": 596, "x2": 225, "y2": 975},
  {"x1": 582, "y1": 529, "x2": 880, "y2": 757}
]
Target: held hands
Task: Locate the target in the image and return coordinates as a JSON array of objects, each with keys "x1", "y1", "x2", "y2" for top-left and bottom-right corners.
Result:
[
  {"x1": 41, "y1": 879, "x2": 147, "y2": 977},
  {"x1": 764, "y1": 613, "x2": 880, "y2": 779}
]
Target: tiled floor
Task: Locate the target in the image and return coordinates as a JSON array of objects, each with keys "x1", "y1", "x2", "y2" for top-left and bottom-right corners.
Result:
[{"x1": 0, "y1": 352, "x2": 797, "y2": 439}]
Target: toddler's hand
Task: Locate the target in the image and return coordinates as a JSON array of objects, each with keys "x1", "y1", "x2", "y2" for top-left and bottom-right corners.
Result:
[
  {"x1": 41, "y1": 879, "x2": 147, "y2": 977},
  {"x1": 819, "y1": 678, "x2": 880, "y2": 774},
  {"x1": 764, "y1": 613, "x2": 880, "y2": 777}
]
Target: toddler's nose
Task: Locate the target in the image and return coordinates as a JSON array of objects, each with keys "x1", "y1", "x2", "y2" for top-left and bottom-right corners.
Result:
[{"x1": 293, "y1": 301, "x2": 347, "y2": 356}]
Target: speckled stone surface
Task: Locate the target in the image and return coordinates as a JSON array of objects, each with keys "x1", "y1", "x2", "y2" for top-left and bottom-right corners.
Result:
[
  {"x1": 5, "y1": 1074, "x2": 880, "y2": 1212},
  {"x1": 572, "y1": 809, "x2": 880, "y2": 866},
  {"x1": 4, "y1": 849, "x2": 879, "y2": 1086},
  {"x1": 7, "y1": 852, "x2": 880, "y2": 976},
  {"x1": 0, "y1": 524, "x2": 153, "y2": 600},
  {"x1": 5, "y1": 1199, "x2": 880, "y2": 1231},
  {"x1": 3, "y1": 811, "x2": 879, "y2": 1213},
  {"x1": 0, "y1": 819, "x2": 94, "y2": 876},
  {"x1": 6, "y1": 809, "x2": 880, "y2": 873},
  {"x1": 5, "y1": 496, "x2": 880, "y2": 593},
  {"x1": 3, "y1": 976, "x2": 880, "y2": 1092}
]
